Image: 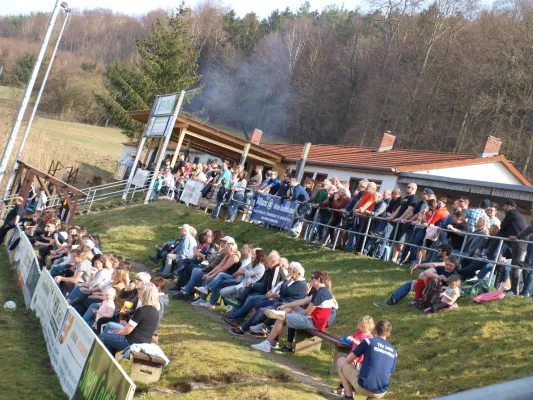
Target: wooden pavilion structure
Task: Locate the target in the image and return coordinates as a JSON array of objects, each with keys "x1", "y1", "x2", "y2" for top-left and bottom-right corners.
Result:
[
  {"x1": 129, "y1": 112, "x2": 286, "y2": 171},
  {"x1": 7, "y1": 161, "x2": 87, "y2": 224}
]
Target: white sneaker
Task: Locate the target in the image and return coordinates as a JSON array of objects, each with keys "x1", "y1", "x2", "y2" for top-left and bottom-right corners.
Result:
[
  {"x1": 271, "y1": 341, "x2": 280, "y2": 350},
  {"x1": 225, "y1": 305, "x2": 234, "y2": 313},
  {"x1": 191, "y1": 299, "x2": 206, "y2": 306},
  {"x1": 250, "y1": 323, "x2": 267, "y2": 334},
  {"x1": 251, "y1": 340, "x2": 271, "y2": 353},
  {"x1": 194, "y1": 286, "x2": 209, "y2": 295},
  {"x1": 200, "y1": 302, "x2": 215, "y2": 309},
  {"x1": 264, "y1": 309, "x2": 286, "y2": 321}
]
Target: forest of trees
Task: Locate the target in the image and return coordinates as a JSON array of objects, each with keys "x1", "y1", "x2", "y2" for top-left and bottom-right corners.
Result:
[{"x1": 2, "y1": 0, "x2": 533, "y2": 178}]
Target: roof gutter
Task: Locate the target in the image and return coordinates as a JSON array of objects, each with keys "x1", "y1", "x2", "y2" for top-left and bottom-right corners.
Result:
[{"x1": 283, "y1": 159, "x2": 396, "y2": 173}]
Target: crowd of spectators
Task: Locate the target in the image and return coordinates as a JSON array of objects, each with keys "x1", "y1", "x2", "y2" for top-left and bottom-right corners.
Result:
[{"x1": 0, "y1": 202, "x2": 170, "y2": 357}]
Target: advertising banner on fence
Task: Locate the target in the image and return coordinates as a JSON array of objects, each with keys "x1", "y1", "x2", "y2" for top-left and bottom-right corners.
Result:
[
  {"x1": 73, "y1": 339, "x2": 135, "y2": 400},
  {"x1": 54, "y1": 309, "x2": 97, "y2": 397},
  {"x1": 22, "y1": 258, "x2": 40, "y2": 308},
  {"x1": 180, "y1": 180, "x2": 203, "y2": 206},
  {"x1": 250, "y1": 194, "x2": 298, "y2": 230}
]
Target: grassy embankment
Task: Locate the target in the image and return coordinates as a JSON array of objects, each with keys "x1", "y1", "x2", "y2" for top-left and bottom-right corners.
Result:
[
  {"x1": 0, "y1": 250, "x2": 66, "y2": 399},
  {"x1": 73, "y1": 201, "x2": 533, "y2": 399},
  {"x1": 0, "y1": 85, "x2": 124, "y2": 187}
]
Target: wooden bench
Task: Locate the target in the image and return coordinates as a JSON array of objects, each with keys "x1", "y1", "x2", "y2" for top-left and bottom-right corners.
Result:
[
  {"x1": 294, "y1": 329, "x2": 352, "y2": 375},
  {"x1": 129, "y1": 351, "x2": 167, "y2": 384}
]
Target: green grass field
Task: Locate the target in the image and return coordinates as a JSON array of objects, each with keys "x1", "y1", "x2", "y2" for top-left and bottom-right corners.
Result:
[
  {"x1": 0, "y1": 250, "x2": 66, "y2": 399},
  {"x1": 68, "y1": 201, "x2": 533, "y2": 399}
]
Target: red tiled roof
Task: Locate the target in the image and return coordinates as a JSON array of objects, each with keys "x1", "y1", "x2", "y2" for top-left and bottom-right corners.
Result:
[
  {"x1": 261, "y1": 143, "x2": 474, "y2": 169},
  {"x1": 260, "y1": 143, "x2": 532, "y2": 186}
]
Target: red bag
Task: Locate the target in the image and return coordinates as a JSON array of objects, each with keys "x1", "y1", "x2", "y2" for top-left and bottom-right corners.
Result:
[{"x1": 473, "y1": 291, "x2": 505, "y2": 303}]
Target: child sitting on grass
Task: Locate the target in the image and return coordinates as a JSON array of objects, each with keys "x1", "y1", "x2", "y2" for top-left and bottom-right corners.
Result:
[
  {"x1": 334, "y1": 315, "x2": 375, "y2": 396},
  {"x1": 92, "y1": 287, "x2": 116, "y2": 329},
  {"x1": 423, "y1": 275, "x2": 461, "y2": 315}
]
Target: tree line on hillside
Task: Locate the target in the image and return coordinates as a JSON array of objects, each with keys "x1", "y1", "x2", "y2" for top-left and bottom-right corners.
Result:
[{"x1": 2, "y1": 1, "x2": 533, "y2": 179}]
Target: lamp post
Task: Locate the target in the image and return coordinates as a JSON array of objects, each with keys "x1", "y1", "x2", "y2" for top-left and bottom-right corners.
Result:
[
  {"x1": 0, "y1": 0, "x2": 68, "y2": 195},
  {"x1": 3, "y1": 6, "x2": 71, "y2": 200}
]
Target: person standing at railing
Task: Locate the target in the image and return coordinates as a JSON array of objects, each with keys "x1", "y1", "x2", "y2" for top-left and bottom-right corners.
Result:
[
  {"x1": 226, "y1": 171, "x2": 248, "y2": 223},
  {"x1": 320, "y1": 186, "x2": 350, "y2": 246},
  {"x1": 276, "y1": 173, "x2": 291, "y2": 198},
  {"x1": 365, "y1": 189, "x2": 401, "y2": 260},
  {"x1": 386, "y1": 183, "x2": 418, "y2": 263},
  {"x1": 341, "y1": 180, "x2": 367, "y2": 251},
  {"x1": 311, "y1": 179, "x2": 332, "y2": 242},
  {"x1": 463, "y1": 198, "x2": 490, "y2": 232},
  {"x1": 506, "y1": 201, "x2": 532, "y2": 296},
  {"x1": 286, "y1": 177, "x2": 311, "y2": 237},
  {"x1": 361, "y1": 192, "x2": 388, "y2": 256},
  {"x1": 347, "y1": 182, "x2": 377, "y2": 253},
  {"x1": 257, "y1": 170, "x2": 280, "y2": 195},
  {"x1": 400, "y1": 189, "x2": 433, "y2": 265}
]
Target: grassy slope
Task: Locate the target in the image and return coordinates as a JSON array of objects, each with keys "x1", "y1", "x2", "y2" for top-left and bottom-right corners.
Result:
[
  {"x1": 0, "y1": 250, "x2": 66, "y2": 400},
  {"x1": 75, "y1": 201, "x2": 533, "y2": 399}
]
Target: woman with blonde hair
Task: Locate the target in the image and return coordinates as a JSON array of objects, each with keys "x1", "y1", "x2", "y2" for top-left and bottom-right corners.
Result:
[{"x1": 99, "y1": 282, "x2": 160, "y2": 355}]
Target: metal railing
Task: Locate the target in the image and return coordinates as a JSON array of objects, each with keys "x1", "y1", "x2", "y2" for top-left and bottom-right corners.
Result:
[
  {"x1": 161, "y1": 180, "x2": 533, "y2": 292},
  {"x1": 4, "y1": 172, "x2": 154, "y2": 216}
]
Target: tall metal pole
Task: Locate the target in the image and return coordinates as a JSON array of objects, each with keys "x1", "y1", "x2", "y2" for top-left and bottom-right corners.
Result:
[
  {"x1": 144, "y1": 90, "x2": 186, "y2": 204},
  {"x1": 4, "y1": 9, "x2": 71, "y2": 199},
  {"x1": 0, "y1": 0, "x2": 65, "y2": 189}
]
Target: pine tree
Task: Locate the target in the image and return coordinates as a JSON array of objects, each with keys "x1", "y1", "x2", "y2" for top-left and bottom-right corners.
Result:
[{"x1": 96, "y1": 6, "x2": 201, "y2": 139}]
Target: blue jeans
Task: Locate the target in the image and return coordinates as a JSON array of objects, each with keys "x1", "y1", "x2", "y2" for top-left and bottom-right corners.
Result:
[
  {"x1": 67, "y1": 285, "x2": 84, "y2": 301},
  {"x1": 521, "y1": 271, "x2": 533, "y2": 296},
  {"x1": 230, "y1": 294, "x2": 266, "y2": 323},
  {"x1": 183, "y1": 267, "x2": 206, "y2": 294},
  {"x1": 314, "y1": 214, "x2": 330, "y2": 242},
  {"x1": 212, "y1": 199, "x2": 222, "y2": 217},
  {"x1": 50, "y1": 262, "x2": 69, "y2": 277},
  {"x1": 406, "y1": 227, "x2": 426, "y2": 263},
  {"x1": 98, "y1": 322, "x2": 132, "y2": 355},
  {"x1": 199, "y1": 273, "x2": 239, "y2": 304},
  {"x1": 83, "y1": 305, "x2": 98, "y2": 326},
  {"x1": 390, "y1": 281, "x2": 413, "y2": 304},
  {"x1": 229, "y1": 192, "x2": 244, "y2": 219},
  {"x1": 364, "y1": 220, "x2": 392, "y2": 258},
  {"x1": 240, "y1": 299, "x2": 277, "y2": 331}
]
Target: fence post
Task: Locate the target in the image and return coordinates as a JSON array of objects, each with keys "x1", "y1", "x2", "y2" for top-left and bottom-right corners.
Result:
[
  {"x1": 488, "y1": 239, "x2": 504, "y2": 287},
  {"x1": 360, "y1": 215, "x2": 372, "y2": 255},
  {"x1": 332, "y1": 229, "x2": 340, "y2": 250},
  {"x1": 87, "y1": 189, "x2": 97, "y2": 214}
]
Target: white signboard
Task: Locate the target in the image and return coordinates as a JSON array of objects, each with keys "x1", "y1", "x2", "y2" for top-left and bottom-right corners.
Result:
[
  {"x1": 147, "y1": 116, "x2": 171, "y2": 137},
  {"x1": 154, "y1": 94, "x2": 177, "y2": 116},
  {"x1": 180, "y1": 180, "x2": 204, "y2": 206}
]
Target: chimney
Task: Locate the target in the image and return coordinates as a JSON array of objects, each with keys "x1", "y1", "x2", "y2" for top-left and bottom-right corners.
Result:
[
  {"x1": 374, "y1": 131, "x2": 396, "y2": 152},
  {"x1": 250, "y1": 128, "x2": 263, "y2": 144},
  {"x1": 477, "y1": 136, "x2": 502, "y2": 158}
]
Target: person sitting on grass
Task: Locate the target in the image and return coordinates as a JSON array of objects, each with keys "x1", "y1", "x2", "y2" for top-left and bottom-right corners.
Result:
[
  {"x1": 190, "y1": 242, "x2": 242, "y2": 309},
  {"x1": 172, "y1": 236, "x2": 233, "y2": 301},
  {"x1": 374, "y1": 253, "x2": 458, "y2": 308},
  {"x1": 98, "y1": 283, "x2": 160, "y2": 356},
  {"x1": 229, "y1": 262, "x2": 306, "y2": 336},
  {"x1": 337, "y1": 319, "x2": 397, "y2": 400},
  {"x1": 54, "y1": 248, "x2": 93, "y2": 296},
  {"x1": 160, "y1": 224, "x2": 197, "y2": 279},
  {"x1": 90, "y1": 287, "x2": 116, "y2": 330},
  {"x1": 223, "y1": 251, "x2": 284, "y2": 326},
  {"x1": 67, "y1": 254, "x2": 112, "y2": 305},
  {"x1": 169, "y1": 230, "x2": 224, "y2": 293},
  {"x1": 423, "y1": 275, "x2": 461, "y2": 315},
  {"x1": 251, "y1": 269, "x2": 334, "y2": 353},
  {"x1": 334, "y1": 315, "x2": 375, "y2": 396}
]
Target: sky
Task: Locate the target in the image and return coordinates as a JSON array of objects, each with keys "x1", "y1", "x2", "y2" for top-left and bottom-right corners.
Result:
[{"x1": 1, "y1": 0, "x2": 362, "y2": 18}]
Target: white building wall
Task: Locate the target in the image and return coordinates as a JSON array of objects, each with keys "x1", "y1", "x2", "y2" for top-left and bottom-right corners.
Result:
[
  {"x1": 412, "y1": 162, "x2": 522, "y2": 185},
  {"x1": 287, "y1": 164, "x2": 399, "y2": 190}
]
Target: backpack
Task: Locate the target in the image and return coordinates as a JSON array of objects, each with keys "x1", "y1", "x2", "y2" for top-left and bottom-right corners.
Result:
[
  {"x1": 421, "y1": 278, "x2": 443, "y2": 308},
  {"x1": 461, "y1": 279, "x2": 489, "y2": 298},
  {"x1": 473, "y1": 291, "x2": 505, "y2": 303}
]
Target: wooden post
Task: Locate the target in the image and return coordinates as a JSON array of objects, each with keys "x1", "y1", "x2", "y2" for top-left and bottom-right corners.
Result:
[
  {"x1": 19, "y1": 170, "x2": 34, "y2": 200},
  {"x1": 295, "y1": 142, "x2": 312, "y2": 183},
  {"x1": 170, "y1": 128, "x2": 186, "y2": 168},
  {"x1": 240, "y1": 142, "x2": 251, "y2": 166}
]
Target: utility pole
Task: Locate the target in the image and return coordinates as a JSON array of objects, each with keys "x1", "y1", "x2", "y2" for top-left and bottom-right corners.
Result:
[
  {"x1": 4, "y1": 7, "x2": 71, "y2": 199},
  {"x1": 0, "y1": 0, "x2": 68, "y2": 191}
]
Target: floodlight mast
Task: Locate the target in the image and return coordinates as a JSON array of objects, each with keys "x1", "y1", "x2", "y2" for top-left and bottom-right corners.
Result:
[
  {"x1": 3, "y1": 6, "x2": 72, "y2": 200},
  {"x1": 0, "y1": 0, "x2": 65, "y2": 200}
]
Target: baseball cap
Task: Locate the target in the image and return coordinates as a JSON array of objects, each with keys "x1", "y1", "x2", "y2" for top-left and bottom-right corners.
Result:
[
  {"x1": 423, "y1": 188, "x2": 434, "y2": 195},
  {"x1": 480, "y1": 199, "x2": 491, "y2": 208},
  {"x1": 221, "y1": 236, "x2": 235, "y2": 244},
  {"x1": 504, "y1": 199, "x2": 516, "y2": 207}
]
